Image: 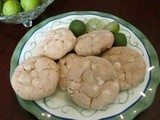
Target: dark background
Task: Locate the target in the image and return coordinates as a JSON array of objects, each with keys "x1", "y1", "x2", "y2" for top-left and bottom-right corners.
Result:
[{"x1": 0, "y1": 0, "x2": 159, "y2": 119}]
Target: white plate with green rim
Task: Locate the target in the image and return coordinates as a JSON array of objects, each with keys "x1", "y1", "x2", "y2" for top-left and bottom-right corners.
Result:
[{"x1": 10, "y1": 11, "x2": 160, "y2": 120}]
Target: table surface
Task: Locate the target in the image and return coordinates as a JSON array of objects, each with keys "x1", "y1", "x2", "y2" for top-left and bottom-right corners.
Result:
[{"x1": 0, "y1": 0, "x2": 160, "y2": 120}]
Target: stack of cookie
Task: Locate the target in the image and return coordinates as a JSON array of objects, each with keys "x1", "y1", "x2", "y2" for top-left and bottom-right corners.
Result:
[{"x1": 11, "y1": 27, "x2": 146, "y2": 110}]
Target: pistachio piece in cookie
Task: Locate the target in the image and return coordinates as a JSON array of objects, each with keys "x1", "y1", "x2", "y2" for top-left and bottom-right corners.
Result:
[{"x1": 11, "y1": 56, "x2": 59, "y2": 100}]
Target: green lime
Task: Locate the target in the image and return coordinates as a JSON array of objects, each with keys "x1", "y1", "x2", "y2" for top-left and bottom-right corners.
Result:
[
  {"x1": 114, "y1": 33, "x2": 127, "y2": 46},
  {"x1": 86, "y1": 18, "x2": 106, "y2": 32},
  {"x1": 2, "y1": 0, "x2": 21, "y2": 16},
  {"x1": 104, "y1": 21, "x2": 120, "y2": 33},
  {"x1": 69, "y1": 20, "x2": 86, "y2": 37},
  {"x1": 86, "y1": 18, "x2": 104, "y2": 32},
  {"x1": 21, "y1": 0, "x2": 41, "y2": 11}
]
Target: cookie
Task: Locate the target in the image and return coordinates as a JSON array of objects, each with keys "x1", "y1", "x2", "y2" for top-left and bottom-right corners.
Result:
[
  {"x1": 102, "y1": 47, "x2": 146, "y2": 90},
  {"x1": 66, "y1": 56, "x2": 119, "y2": 109},
  {"x1": 35, "y1": 28, "x2": 77, "y2": 60},
  {"x1": 11, "y1": 56, "x2": 59, "y2": 100},
  {"x1": 58, "y1": 53, "x2": 82, "y2": 90},
  {"x1": 74, "y1": 30, "x2": 114, "y2": 56}
]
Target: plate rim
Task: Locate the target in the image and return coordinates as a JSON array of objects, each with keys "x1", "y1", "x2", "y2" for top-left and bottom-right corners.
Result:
[{"x1": 10, "y1": 11, "x2": 160, "y2": 120}]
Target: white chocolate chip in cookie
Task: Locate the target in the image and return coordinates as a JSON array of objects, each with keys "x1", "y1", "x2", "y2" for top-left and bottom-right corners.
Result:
[
  {"x1": 97, "y1": 77, "x2": 105, "y2": 86},
  {"x1": 32, "y1": 78, "x2": 40, "y2": 87},
  {"x1": 18, "y1": 73, "x2": 32, "y2": 85},
  {"x1": 114, "y1": 62, "x2": 121, "y2": 70}
]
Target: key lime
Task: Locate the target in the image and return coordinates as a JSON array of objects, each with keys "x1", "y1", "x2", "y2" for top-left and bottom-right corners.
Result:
[
  {"x1": 69, "y1": 20, "x2": 86, "y2": 37},
  {"x1": 114, "y1": 33, "x2": 127, "y2": 46},
  {"x1": 2, "y1": 0, "x2": 21, "y2": 16},
  {"x1": 104, "y1": 21, "x2": 120, "y2": 33},
  {"x1": 86, "y1": 18, "x2": 105, "y2": 32},
  {"x1": 21, "y1": 0, "x2": 41, "y2": 11}
]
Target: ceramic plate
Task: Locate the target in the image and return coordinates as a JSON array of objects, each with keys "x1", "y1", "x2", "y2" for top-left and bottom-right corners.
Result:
[{"x1": 10, "y1": 11, "x2": 160, "y2": 120}]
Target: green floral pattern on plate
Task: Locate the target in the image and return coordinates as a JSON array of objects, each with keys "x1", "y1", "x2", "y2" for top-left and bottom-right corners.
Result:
[{"x1": 10, "y1": 11, "x2": 160, "y2": 120}]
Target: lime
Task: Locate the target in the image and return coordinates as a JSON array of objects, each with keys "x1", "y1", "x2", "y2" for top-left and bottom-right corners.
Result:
[
  {"x1": 21, "y1": 0, "x2": 41, "y2": 11},
  {"x1": 114, "y1": 33, "x2": 127, "y2": 46},
  {"x1": 69, "y1": 20, "x2": 86, "y2": 37},
  {"x1": 104, "y1": 21, "x2": 120, "y2": 33},
  {"x1": 86, "y1": 18, "x2": 105, "y2": 32},
  {"x1": 2, "y1": 0, "x2": 21, "y2": 16}
]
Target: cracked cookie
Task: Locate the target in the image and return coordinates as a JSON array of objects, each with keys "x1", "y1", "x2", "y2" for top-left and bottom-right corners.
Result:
[
  {"x1": 74, "y1": 30, "x2": 114, "y2": 56},
  {"x1": 58, "y1": 53, "x2": 83, "y2": 90},
  {"x1": 35, "y1": 28, "x2": 77, "y2": 60},
  {"x1": 102, "y1": 47, "x2": 146, "y2": 90},
  {"x1": 11, "y1": 56, "x2": 59, "y2": 100},
  {"x1": 66, "y1": 56, "x2": 119, "y2": 109}
]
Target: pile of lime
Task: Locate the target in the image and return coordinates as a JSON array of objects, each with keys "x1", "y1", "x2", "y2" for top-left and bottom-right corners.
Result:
[
  {"x1": 69, "y1": 18, "x2": 127, "y2": 46},
  {"x1": 0, "y1": 0, "x2": 41, "y2": 16}
]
